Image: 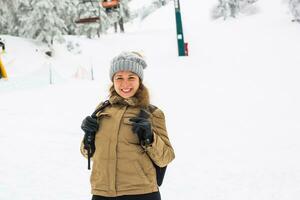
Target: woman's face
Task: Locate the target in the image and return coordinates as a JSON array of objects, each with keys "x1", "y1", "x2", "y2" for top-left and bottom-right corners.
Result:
[{"x1": 113, "y1": 71, "x2": 140, "y2": 99}]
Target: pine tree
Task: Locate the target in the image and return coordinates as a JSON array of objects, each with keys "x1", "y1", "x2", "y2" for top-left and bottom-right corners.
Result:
[
  {"x1": 212, "y1": 0, "x2": 258, "y2": 20},
  {"x1": 59, "y1": 0, "x2": 79, "y2": 35},
  {"x1": 0, "y1": 5, "x2": 9, "y2": 34},
  {"x1": 0, "y1": 0, "x2": 20, "y2": 35},
  {"x1": 20, "y1": 0, "x2": 66, "y2": 47},
  {"x1": 119, "y1": 0, "x2": 131, "y2": 21},
  {"x1": 132, "y1": 0, "x2": 171, "y2": 21},
  {"x1": 0, "y1": 0, "x2": 173, "y2": 40}
]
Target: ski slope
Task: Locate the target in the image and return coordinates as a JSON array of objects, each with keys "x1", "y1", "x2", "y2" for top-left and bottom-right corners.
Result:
[{"x1": 1, "y1": 1, "x2": 300, "y2": 200}]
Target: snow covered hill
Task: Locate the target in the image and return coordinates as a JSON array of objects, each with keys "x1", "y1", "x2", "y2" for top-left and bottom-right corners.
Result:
[{"x1": 1, "y1": 1, "x2": 300, "y2": 200}]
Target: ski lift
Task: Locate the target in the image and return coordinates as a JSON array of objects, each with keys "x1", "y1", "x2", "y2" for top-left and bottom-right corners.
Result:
[
  {"x1": 75, "y1": 0, "x2": 124, "y2": 33},
  {"x1": 75, "y1": 0, "x2": 101, "y2": 24},
  {"x1": 101, "y1": 0, "x2": 119, "y2": 9}
]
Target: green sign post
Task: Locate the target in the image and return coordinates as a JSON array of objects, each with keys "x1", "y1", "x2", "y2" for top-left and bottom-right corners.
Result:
[{"x1": 174, "y1": 0, "x2": 186, "y2": 56}]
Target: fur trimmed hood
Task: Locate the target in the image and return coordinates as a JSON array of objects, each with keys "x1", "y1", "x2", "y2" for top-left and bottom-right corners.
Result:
[{"x1": 108, "y1": 84, "x2": 150, "y2": 108}]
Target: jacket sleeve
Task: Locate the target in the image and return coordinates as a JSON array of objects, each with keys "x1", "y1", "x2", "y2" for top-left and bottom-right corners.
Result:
[{"x1": 146, "y1": 108, "x2": 175, "y2": 167}]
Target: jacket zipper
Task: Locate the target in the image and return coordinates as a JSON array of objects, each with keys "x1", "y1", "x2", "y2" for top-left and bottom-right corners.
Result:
[{"x1": 114, "y1": 105, "x2": 127, "y2": 195}]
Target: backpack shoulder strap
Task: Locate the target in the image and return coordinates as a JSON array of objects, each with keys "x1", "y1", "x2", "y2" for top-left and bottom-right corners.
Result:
[
  {"x1": 147, "y1": 104, "x2": 158, "y2": 114},
  {"x1": 91, "y1": 100, "x2": 111, "y2": 118},
  {"x1": 146, "y1": 104, "x2": 168, "y2": 186}
]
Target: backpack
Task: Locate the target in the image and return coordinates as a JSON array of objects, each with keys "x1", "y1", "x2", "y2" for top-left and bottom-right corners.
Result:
[{"x1": 91, "y1": 100, "x2": 167, "y2": 186}]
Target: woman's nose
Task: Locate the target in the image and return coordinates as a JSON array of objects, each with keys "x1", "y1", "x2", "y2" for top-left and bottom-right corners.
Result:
[{"x1": 121, "y1": 79, "x2": 129, "y2": 86}]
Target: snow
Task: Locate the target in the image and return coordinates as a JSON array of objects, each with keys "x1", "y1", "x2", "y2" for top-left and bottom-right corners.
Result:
[{"x1": 1, "y1": 1, "x2": 300, "y2": 200}]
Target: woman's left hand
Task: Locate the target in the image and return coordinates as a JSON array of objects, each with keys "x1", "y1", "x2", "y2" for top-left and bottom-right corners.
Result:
[{"x1": 130, "y1": 112, "x2": 153, "y2": 146}]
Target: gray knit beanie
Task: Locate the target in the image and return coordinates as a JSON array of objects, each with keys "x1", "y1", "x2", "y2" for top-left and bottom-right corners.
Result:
[{"x1": 110, "y1": 51, "x2": 147, "y2": 81}]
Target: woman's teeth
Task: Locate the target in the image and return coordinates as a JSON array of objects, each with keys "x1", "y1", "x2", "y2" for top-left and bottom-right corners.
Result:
[{"x1": 122, "y1": 89, "x2": 131, "y2": 93}]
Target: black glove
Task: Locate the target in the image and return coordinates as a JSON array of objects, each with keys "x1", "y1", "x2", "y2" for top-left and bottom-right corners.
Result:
[
  {"x1": 130, "y1": 110, "x2": 153, "y2": 146},
  {"x1": 81, "y1": 116, "x2": 99, "y2": 155}
]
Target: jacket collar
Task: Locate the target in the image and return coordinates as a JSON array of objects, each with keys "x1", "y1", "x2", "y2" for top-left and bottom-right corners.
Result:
[
  {"x1": 109, "y1": 95, "x2": 139, "y2": 107},
  {"x1": 109, "y1": 86, "x2": 150, "y2": 108}
]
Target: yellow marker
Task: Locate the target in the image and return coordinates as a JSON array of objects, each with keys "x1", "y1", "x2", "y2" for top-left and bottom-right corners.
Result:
[{"x1": 0, "y1": 55, "x2": 8, "y2": 79}]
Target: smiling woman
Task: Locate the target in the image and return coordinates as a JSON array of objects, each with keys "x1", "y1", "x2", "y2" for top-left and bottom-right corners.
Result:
[
  {"x1": 113, "y1": 71, "x2": 140, "y2": 99},
  {"x1": 80, "y1": 51, "x2": 175, "y2": 200}
]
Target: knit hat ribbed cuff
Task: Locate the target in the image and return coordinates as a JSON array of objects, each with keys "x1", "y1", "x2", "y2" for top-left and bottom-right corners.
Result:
[{"x1": 110, "y1": 52, "x2": 147, "y2": 81}]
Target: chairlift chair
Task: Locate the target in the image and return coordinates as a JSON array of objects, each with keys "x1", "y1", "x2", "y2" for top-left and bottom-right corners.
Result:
[
  {"x1": 75, "y1": 0, "x2": 121, "y2": 24},
  {"x1": 101, "y1": 0, "x2": 120, "y2": 9},
  {"x1": 75, "y1": 0, "x2": 101, "y2": 24}
]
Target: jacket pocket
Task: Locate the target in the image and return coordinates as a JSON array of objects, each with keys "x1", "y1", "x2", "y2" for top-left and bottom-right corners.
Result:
[
  {"x1": 117, "y1": 159, "x2": 151, "y2": 191},
  {"x1": 90, "y1": 161, "x2": 109, "y2": 190},
  {"x1": 96, "y1": 112, "x2": 110, "y2": 118},
  {"x1": 134, "y1": 161, "x2": 151, "y2": 185}
]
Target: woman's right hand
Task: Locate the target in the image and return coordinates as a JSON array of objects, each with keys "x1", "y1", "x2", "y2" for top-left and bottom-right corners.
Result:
[
  {"x1": 81, "y1": 116, "x2": 99, "y2": 153},
  {"x1": 81, "y1": 116, "x2": 99, "y2": 134}
]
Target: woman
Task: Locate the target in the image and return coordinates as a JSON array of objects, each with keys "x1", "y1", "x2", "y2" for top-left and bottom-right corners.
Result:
[{"x1": 80, "y1": 51, "x2": 175, "y2": 200}]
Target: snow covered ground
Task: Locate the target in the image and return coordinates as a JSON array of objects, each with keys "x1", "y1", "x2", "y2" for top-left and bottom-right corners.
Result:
[{"x1": 1, "y1": 1, "x2": 300, "y2": 200}]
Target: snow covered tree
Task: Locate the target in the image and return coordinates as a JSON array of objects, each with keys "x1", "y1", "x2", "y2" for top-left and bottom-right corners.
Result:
[
  {"x1": 20, "y1": 0, "x2": 66, "y2": 48},
  {"x1": 0, "y1": 0, "x2": 173, "y2": 39},
  {"x1": 59, "y1": 0, "x2": 79, "y2": 35},
  {"x1": 131, "y1": 0, "x2": 171, "y2": 21},
  {"x1": 0, "y1": 6, "x2": 9, "y2": 34},
  {"x1": 76, "y1": 22, "x2": 102, "y2": 39},
  {"x1": 119, "y1": 0, "x2": 130, "y2": 21},
  {"x1": 74, "y1": 0, "x2": 173, "y2": 36},
  {"x1": 0, "y1": 0, "x2": 21, "y2": 35},
  {"x1": 212, "y1": 0, "x2": 258, "y2": 20},
  {"x1": 289, "y1": 0, "x2": 300, "y2": 22}
]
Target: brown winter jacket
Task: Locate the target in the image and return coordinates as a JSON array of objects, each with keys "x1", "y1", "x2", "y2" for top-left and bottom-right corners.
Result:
[{"x1": 80, "y1": 89, "x2": 175, "y2": 197}]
